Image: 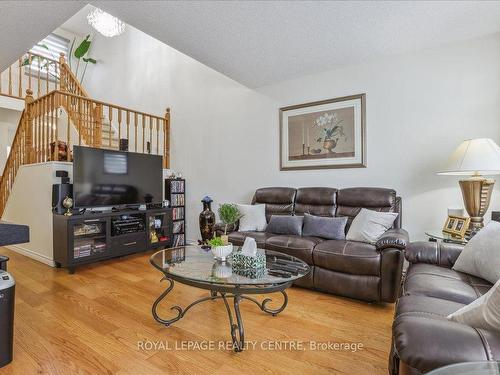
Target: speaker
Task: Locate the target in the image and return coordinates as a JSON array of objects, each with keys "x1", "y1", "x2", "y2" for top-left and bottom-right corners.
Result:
[
  {"x1": 492, "y1": 211, "x2": 500, "y2": 223},
  {"x1": 52, "y1": 184, "x2": 73, "y2": 214},
  {"x1": 119, "y1": 138, "x2": 129, "y2": 152}
]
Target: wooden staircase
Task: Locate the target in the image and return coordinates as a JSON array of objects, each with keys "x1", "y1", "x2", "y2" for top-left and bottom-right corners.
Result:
[{"x1": 0, "y1": 53, "x2": 170, "y2": 216}]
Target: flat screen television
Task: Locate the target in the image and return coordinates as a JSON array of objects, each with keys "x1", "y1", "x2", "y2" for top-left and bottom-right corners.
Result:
[{"x1": 73, "y1": 146, "x2": 163, "y2": 208}]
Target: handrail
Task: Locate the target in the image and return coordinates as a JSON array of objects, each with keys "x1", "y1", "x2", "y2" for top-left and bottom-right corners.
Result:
[
  {"x1": 0, "y1": 110, "x2": 26, "y2": 216},
  {"x1": 0, "y1": 51, "x2": 61, "y2": 99}
]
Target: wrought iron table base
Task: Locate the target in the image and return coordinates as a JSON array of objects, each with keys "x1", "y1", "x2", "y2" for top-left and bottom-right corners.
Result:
[{"x1": 152, "y1": 277, "x2": 289, "y2": 352}]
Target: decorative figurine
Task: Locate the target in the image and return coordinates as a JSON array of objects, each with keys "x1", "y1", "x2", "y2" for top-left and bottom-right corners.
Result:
[
  {"x1": 199, "y1": 196, "x2": 215, "y2": 243},
  {"x1": 62, "y1": 196, "x2": 73, "y2": 216}
]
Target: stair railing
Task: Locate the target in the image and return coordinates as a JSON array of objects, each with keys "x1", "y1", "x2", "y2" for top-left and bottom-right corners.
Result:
[{"x1": 0, "y1": 52, "x2": 61, "y2": 100}]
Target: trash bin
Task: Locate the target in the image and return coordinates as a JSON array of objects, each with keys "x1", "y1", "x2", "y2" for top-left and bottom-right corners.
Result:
[
  {"x1": 0, "y1": 270, "x2": 15, "y2": 368},
  {"x1": 0, "y1": 256, "x2": 9, "y2": 271}
]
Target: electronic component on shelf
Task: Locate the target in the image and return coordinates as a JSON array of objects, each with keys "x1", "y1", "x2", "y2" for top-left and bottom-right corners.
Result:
[{"x1": 112, "y1": 218, "x2": 145, "y2": 235}]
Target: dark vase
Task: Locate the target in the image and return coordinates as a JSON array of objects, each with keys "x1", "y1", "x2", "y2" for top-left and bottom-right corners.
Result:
[{"x1": 199, "y1": 198, "x2": 215, "y2": 242}]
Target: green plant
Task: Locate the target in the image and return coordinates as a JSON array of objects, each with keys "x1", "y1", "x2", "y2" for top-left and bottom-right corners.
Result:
[
  {"x1": 71, "y1": 35, "x2": 97, "y2": 85},
  {"x1": 208, "y1": 237, "x2": 225, "y2": 247},
  {"x1": 218, "y1": 204, "x2": 242, "y2": 235}
]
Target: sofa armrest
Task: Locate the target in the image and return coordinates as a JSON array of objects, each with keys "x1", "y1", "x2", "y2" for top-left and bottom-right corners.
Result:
[
  {"x1": 376, "y1": 228, "x2": 409, "y2": 251},
  {"x1": 405, "y1": 241, "x2": 464, "y2": 268}
]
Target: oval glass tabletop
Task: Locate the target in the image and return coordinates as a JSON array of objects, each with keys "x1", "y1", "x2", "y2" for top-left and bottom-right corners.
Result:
[
  {"x1": 150, "y1": 246, "x2": 310, "y2": 286},
  {"x1": 427, "y1": 361, "x2": 500, "y2": 375}
]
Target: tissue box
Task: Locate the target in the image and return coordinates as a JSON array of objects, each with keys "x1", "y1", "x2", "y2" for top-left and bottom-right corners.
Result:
[
  {"x1": 230, "y1": 249, "x2": 267, "y2": 270},
  {"x1": 233, "y1": 267, "x2": 266, "y2": 279}
]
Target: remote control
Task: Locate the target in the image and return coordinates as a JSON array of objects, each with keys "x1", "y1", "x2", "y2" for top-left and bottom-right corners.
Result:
[
  {"x1": 268, "y1": 269, "x2": 292, "y2": 278},
  {"x1": 271, "y1": 264, "x2": 299, "y2": 275}
]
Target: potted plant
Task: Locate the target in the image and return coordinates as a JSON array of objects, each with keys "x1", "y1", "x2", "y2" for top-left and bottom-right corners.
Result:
[
  {"x1": 218, "y1": 203, "x2": 242, "y2": 244},
  {"x1": 208, "y1": 236, "x2": 233, "y2": 262}
]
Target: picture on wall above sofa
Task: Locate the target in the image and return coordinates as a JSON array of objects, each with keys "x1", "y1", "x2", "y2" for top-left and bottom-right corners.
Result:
[{"x1": 279, "y1": 93, "x2": 366, "y2": 170}]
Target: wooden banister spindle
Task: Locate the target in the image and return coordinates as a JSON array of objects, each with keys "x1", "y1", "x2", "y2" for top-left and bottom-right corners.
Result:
[
  {"x1": 59, "y1": 53, "x2": 66, "y2": 92},
  {"x1": 156, "y1": 118, "x2": 159, "y2": 155},
  {"x1": 164, "y1": 108, "x2": 170, "y2": 168},
  {"x1": 118, "y1": 109, "x2": 122, "y2": 145},
  {"x1": 94, "y1": 104, "x2": 102, "y2": 148},
  {"x1": 142, "y1": 114, "x2": 145, "y2": 153},
  {"x1": 25, "y1": 89, "x2": 34, "y2": 163},
  {"x1": 18, "y1": 58, "x2": 22, "y2": 97},
  {"x1": 28, "y1": 54, "x2": 32, "y2": 90},
  {"x1": 108, "y1": 107, "x2": 113, "y2": 147},
  {"x1": 8, "y1": 66, "x2": 12, "y2": 96},
  {"x1": 134, "y1": 113, "x2": 138, "y2": 152},
  {"x1": 126, "y1": 111, "x2": 130, "y2": 142}
]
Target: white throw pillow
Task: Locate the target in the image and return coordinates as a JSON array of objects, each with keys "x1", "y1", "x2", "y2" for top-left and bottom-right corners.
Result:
[
  {"x1": 453, "y1": 221, "x2": 500, "y2": 284},
  {"x1": 237, "y1": 204, "x2": 267, "y2": 232},
  {"x1": 448, "y1": 278, "x2": 500, "y2": 333},
  {"x1": 346, "y1": 208, "x2": 398, "y2": 244}
]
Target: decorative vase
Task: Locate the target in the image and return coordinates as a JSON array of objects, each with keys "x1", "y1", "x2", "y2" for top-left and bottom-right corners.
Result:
[
  {"x1": 212, "y1": 260, "x2": 233, "y2": 278},
  {"x1": 211, "y1": 244, "x2": 233, "y2": 262},
  {"x1": 199, "y1": 196, "x2": 215, "y2": 242},
  {"x1": 323, "y1": 139, "x2": 337, "y2": 153}
]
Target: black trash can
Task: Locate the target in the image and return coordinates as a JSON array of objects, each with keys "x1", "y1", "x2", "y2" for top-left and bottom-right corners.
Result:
[
  {"x1": 0, "y1": 256, "x2": 9, "y2": 271},
  {"x1": 0, "y1": 270, "x2": 15, "y2": 368}
]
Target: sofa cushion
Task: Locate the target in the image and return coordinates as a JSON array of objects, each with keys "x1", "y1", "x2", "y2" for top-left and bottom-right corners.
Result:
[
  {"x1": 228, "y1": 231, "x2": 272, "y2": 247},
  {"x1": 346, "y1": 208, "x2": 398, "y2": 244},
  {"x1": 448, "y1": 278, "x2": 500, "y2": 333},
  {"x1": 265, "y1": 215, "x2": 304, "y2": 236},
  {"x1": 453, "y1": 220, "x2": 500, "y2": 284},
  {"x1": 302, "y1": 214, "x2": 347, "y2": 240},
  {"x1": 294, "y1": 187, "x2": 337, "y2": 217},
  {"x1": 251, "y1": 187, "x2": 296, "y2": 222},
  {"x1": 336, "y1": 187, "x2": 398, "y2": 229},
  {"x1": 403, "y1": 263, "x2": 492, "y2": 305},
  {"x1": 265, "y1": 235, "x2": 323, "y2": 264},
  {"x1": 313, "y1": 240, "x2": 381, "y2": 276},
  {"x1": 237, "y1": 204, "x2": 267, "y2": 232},
  {"x1": 393, "y1": 306, "x2": 500, "y2": 374}
]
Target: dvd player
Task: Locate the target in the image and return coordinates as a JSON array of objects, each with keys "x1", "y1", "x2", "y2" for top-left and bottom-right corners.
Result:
[{"x1": 112, "y1": 218, "x2": 145, "y2": 236}]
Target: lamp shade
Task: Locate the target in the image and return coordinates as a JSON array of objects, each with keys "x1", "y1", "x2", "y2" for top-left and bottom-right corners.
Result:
[{"x1": 438, "y1": 138, "x2": 500, "y2": 176}]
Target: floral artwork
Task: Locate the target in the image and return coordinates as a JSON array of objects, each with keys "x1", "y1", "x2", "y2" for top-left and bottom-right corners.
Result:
[{"x1": 279, "y1": 94, "x2": 366, "y2": 170}]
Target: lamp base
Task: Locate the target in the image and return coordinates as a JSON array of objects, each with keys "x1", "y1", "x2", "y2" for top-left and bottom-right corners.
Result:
[{"x1": 459, "y1": 177, "x2": 495, "y2": 232}]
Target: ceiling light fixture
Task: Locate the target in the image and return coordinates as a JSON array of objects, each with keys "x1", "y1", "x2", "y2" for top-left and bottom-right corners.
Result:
[{"x1": 87, "y1": 8, "x2": 125, "y2": 38}]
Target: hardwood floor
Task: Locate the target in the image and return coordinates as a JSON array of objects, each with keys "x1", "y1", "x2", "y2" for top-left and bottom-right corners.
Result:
[{"x1": 0, "y1": 247, "x2": 395, "y2": 375}]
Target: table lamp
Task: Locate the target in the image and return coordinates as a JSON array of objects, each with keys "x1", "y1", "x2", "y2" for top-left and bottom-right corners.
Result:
[{"x1": 438, "y1": 138, "x2": 500, "y2": 232}]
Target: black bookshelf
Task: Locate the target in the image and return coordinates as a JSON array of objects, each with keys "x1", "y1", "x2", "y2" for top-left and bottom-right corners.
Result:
[{"x1": 165, "y1": 178, "x2": 186, "y2": 246}]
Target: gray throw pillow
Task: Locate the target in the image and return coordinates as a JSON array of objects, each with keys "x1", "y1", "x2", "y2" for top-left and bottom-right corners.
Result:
[
  {"x1": 453, "y1": 220, "x2": 500, "y2": 284},
  {"x1": 346, "y1": 208, "x2": 399, "y2": 244},
  {"x1": 302, "y1": 213, "x2": 347, "y2": 240},
  {"x1": 265, "y1": 215, "x2": 304, "y2": 236}
]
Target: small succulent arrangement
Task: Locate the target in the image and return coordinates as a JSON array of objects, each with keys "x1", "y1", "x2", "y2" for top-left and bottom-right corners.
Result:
[
  {"x1": 208, "y1": 236, "x2": 233, "y2": 262},
  {"x1": 207, "y1": 237, "x2": 225, "y2": 248}
]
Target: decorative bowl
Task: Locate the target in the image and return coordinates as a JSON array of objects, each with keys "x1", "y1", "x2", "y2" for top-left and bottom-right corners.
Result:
[{"x1": 211, "y1": 244, "x2": 233, "y2": 261}]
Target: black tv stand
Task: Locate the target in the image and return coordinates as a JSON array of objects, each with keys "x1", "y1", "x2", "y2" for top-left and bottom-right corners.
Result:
[{"x1": 53, "y1": 207, "x2": 172, "y2": 274}]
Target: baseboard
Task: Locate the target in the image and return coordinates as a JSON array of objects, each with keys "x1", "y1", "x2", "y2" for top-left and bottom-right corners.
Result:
[{"x1": 4, "y1": 245, "x2": 55, "y2": 267}]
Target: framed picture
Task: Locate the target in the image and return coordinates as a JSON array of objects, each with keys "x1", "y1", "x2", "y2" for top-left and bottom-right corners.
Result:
[
  {"x1": 443, "y1": 215, "x2": 470, "y2": 238},
  {"x1": 279, "y1": 94, "x2": 366, "y2": 170}
]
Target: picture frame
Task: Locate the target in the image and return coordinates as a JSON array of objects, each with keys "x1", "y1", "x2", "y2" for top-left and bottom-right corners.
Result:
[
  {"x1": 279, "y1": 94, "x2": 366, "y2": 170},
  {"x1": 442, "y1": 215, "x2": 470, "y2": 238}
]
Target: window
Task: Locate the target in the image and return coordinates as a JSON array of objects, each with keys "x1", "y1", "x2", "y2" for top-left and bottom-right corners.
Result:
[{"x1": 27, "y1": 33, "x2": 70, "y2": 79}]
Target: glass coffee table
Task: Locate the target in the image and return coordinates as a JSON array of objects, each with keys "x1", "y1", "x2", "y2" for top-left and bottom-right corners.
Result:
[{"x1": 150, "y1": 246, "x2": 310, "y2": 352}]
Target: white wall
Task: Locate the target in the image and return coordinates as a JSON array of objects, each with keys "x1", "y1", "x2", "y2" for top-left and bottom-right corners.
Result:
[
  {"x1": 79, "y1": 21, "x2": 500, "y2": 242},
  {"x1": 2, "y1": 162, "x2": 73, "y2": 265}
]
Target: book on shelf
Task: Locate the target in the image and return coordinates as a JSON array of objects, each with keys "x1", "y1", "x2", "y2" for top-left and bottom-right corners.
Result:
[
  {"x1": 172, "y1": 234, "x2": 185, "y2": 246},
  {"x1": 172, "y1": 207, "x2": 184, "y2": 220},
  {"x1": 171, "y1": 193, "x2": 185, "y2": 206},
  {"x1": 169, "y1": 179, "x2": 185, "y2": 193},
  {"x1": 172, "y1": 221, "x2": 184, "y2": 234}
]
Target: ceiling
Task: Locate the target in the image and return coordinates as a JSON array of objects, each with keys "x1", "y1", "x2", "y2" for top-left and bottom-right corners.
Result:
[{"x1": 4, "y1": 1, "x2": 500, "y2": 88}]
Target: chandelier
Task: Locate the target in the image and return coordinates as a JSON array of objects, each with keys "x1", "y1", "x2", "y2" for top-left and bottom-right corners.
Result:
[{"x1": 87, "y1": 8, "x2": 125, "y2": 38}]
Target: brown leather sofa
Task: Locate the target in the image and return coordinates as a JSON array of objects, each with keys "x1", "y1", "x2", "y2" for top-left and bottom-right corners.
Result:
[
  {"x1": 390, "y1": 241, "x2": 500, "y2": 375},
  {"x1": 227, "y1": 187, "x2": 408, "y2": 303}
]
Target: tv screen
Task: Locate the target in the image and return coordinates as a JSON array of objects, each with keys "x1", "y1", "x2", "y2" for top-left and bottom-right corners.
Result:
[{"x1": 73, "y1": 146, "x2": 163, "y2": 208}]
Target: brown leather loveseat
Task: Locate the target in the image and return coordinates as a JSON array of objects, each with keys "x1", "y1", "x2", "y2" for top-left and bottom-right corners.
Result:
[
  {"x1": 390, "y1": 241, "x2": 500, "y2": 375},
  {"x1": 228, "y1": 187, "x2": 408, "y2": 303}
]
